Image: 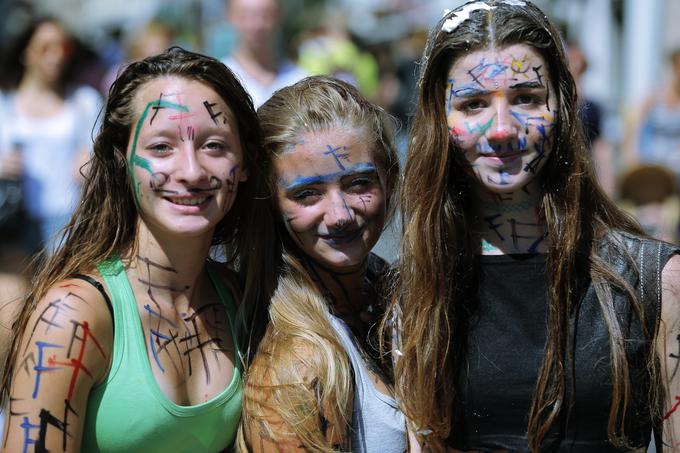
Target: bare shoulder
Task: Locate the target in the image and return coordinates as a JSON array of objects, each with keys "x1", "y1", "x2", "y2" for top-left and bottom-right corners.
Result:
[
  {"x1": 2, "y1": 275, "x2": 114, "y2": 452},
  {"x1": 661, "y1": 253, "x2": 680, "y2": 329},
  {"x1": 658, "y1": 254, "x2": 680, "y2": 451},
  {"x1": 18, "y1": 274, "x2": 114, "y2": 381}
]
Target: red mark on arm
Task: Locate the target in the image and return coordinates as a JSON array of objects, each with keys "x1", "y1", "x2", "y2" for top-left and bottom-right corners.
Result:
[
  {"x1": 663, "y1": 395, "x2": 680, "y2": 420},
  {"x1": 47, "y1": 321, "x2": 106, "y2": 400}
]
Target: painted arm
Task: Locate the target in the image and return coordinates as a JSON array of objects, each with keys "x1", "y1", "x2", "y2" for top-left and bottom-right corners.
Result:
[
  {"x1": 1, "y1": 278, "x2": 113, "y2": 452},
  {"x1": 658, "y1": 254, "x2": 680, "y2": 450},
  {"x1": 241, "y1": 337, "x2": 352, "y2": 452}
]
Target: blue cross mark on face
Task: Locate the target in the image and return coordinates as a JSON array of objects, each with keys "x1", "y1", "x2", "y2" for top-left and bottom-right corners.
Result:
[{"x1": 324, "y1": 144, "x2": 351, "y2": 170}]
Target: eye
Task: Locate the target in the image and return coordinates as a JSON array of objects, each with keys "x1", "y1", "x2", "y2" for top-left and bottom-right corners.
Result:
[
  {"x1": 148, "y1": 143, "x2": 172, "y2": 155},
  {"x1": 513, "y1": 93, "x2": 542, "y2": 106},
  {"x1": 460, "y1": 99, "x2": 488, "y2": 112},
  {"x1": 347, "y1": 176, "x2": 376, "y2": 190},
  {"x1": 291, "y1": 188, "x2": 321, "y2": 204},
  {"x1": 204, "y1": 141, "x2": 227, "y2": 153}
]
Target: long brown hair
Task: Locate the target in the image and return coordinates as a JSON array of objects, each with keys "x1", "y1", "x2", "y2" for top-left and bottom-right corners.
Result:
[
  {"x1": 0, "y1": 47, "x2": 278, "y2": 400},
  {"x1": 388, "y1": 1, "x2": 655, "y2": 451},
  {"x1": 239, "y1": 76, "x2": 400, "y2": 451}
]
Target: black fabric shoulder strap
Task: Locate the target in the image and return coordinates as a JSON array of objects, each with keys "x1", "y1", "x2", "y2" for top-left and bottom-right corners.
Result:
[{"x1": 70, "y1": 273, "x2": 114, "y2": 322}]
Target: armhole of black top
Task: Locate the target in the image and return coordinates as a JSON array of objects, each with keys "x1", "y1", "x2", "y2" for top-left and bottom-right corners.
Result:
[{"x1": 70, "y1": 273, "x2": 114, "y2": 327}]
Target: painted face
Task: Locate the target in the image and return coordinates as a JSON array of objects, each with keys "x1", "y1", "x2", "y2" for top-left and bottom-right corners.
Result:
[
  {"x1": 275, "y1": 127, "x2": 387, "y2": 271},
  {"x1": 445, "y1": 43, "x2": 556, "y2": 193},
  {"x1": 127, "y1": 77, "x2": 247, "y2": 238}
]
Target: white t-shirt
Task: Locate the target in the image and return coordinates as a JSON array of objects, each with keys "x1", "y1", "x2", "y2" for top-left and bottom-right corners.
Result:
[
  {"x1": 222, "y1": 56, "x2": 308, "y2": 108},
  {"x1": 0, "y1": 86, "x2": 102, "y2": 221}
]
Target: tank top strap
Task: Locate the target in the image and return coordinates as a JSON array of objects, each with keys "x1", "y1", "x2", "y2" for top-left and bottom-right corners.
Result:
[{"x1": 95, "y1": 255, "x2": 148, "y2": 379}]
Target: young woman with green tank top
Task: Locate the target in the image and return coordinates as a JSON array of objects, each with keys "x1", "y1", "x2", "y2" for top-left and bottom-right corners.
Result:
[{"x1": 0, "y1": 47, "x2": 277, "y2": 452}]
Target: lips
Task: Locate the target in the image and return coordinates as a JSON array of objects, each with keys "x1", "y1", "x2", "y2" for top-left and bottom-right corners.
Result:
[
  {"x1": 318, "y1": 227, "x2": 364, "y2": 245},
  {"x1": 168, "y1": 196, "x2": 208, "y2": 205},
  {"x1": 163, "y1": 194, "x2": 213, "y2": 209},
  {"x1": 481, "y1": 150, "x2": 526, "y2": 164}
]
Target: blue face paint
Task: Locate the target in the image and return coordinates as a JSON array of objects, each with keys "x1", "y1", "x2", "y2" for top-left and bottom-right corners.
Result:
[{"x1": 280, "y1": 162, "x2": 378, "y2": 192}]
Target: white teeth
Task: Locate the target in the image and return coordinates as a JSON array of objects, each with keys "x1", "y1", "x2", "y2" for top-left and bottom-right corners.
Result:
[{"x1": 170, "y1": 197, "x2": 207, "y2": 206}]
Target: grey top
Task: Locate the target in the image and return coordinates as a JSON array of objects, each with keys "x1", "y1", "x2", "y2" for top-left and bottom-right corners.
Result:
[{"x1": 328, "y1": 315, "x2": 407, "y2": 453}]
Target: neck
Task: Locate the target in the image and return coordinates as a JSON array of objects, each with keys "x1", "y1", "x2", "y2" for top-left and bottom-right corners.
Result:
[
  {"x1": 474, "y1": 181, "x2": 549, "y2": 255},
  {"x1": 127, "y1": 222, "x2": 214, "y2": 313},
  {"x1": 19, "y1": 70, "x2": 59, "y2": 93},
  {"x1": 233, "y1": 45, "x2": 277, "y2": 73},
  {"x1": 304, "y1": 256, "x2": 369, "y2": 316}
]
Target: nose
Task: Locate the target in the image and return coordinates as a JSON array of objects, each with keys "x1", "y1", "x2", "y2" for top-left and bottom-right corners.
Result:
[
  {"x1": 486, "y1": 96, "x2": 519, "y2": 143},
  {"x1": 174, "y1": 146, "x2": 207, "y2": 185},
  {"x1": 324, "y1": 191, "x2": 354, "y2": 231}
]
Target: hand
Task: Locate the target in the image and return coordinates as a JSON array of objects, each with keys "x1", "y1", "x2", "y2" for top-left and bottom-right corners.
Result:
[{"x1": 0, "y1": 151, "x2": 23, "y2": 179}]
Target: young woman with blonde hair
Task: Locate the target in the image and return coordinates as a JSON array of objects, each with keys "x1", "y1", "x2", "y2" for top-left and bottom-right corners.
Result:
[
  {"x1": 239, "y1": 76, "x2": 406, "y2": 452},
  {"x1": 1, "y1": 47, "x2": 276, "y2": 452},
  {"x1": 388, "y1": 1, "x2": 680, "y2": 451}
]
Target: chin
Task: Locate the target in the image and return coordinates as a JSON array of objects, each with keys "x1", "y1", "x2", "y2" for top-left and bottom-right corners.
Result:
[
  {"x1": 315, "y1": 247, "x2": 369, "y2": 271},
  {"x1": 153, "y1": 218, "x2": 217, "y2": 239}
]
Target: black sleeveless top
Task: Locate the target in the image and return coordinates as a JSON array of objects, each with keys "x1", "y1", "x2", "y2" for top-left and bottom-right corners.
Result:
[{"x1": 450, "y1": 232, "x2": 679, "y2": 452}]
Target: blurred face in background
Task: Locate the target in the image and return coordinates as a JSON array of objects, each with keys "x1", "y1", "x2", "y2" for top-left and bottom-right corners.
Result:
[
  {"x1": 228, "y1": 0, "x2": 280, "y2": 51},
  {"x1": 24, "y1": 21, "x2": 72, "y2": 85}
]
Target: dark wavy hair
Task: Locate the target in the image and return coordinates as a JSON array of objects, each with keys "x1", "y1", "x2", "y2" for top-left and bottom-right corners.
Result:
[
  {"x1": 386, "y1": 1, "x2": 654, "y2": 451},
  {"x1": 1, "y1": 47, "x2": 278, "y2": 399}
]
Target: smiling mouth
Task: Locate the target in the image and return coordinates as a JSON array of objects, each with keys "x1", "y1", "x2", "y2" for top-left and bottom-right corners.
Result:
[
  {"x1": 318, "y1": 227, "x2": 364, "y2": 245},
  {"x1": 165, "y1": 195, "x2": 211, "y2": 206}
]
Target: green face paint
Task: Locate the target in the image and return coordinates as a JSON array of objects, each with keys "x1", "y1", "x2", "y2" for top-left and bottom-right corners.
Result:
[{"x1": 128, "y1": 99, "x2": 189, "y2": 199}]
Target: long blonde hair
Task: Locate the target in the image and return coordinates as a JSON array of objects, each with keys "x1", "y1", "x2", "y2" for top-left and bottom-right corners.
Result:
[{"x1": 239, "y1": 76, "x2": 399, "y2": 451}]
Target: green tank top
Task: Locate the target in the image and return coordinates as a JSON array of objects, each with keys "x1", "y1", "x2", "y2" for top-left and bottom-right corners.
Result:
[{"x1": 81, "y1": 257, "x2": 242, "y2": 452}]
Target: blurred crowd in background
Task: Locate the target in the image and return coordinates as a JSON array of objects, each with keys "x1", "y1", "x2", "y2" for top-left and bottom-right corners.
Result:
[{"x1": 1, "y1": 0, "x2": 680, "y2": 304}]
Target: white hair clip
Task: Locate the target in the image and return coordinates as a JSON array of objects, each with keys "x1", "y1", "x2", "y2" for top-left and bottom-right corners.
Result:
[{"x1": 442, "y1": 2, "x2": 495, "y2": 33}]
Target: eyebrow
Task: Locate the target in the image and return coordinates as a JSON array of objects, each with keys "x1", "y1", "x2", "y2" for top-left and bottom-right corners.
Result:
[
  {"x1": 453, "y1": 87, "x2": 490, "y2": 98},
  {"x1": 281, "y1": 162, "x2": 378, "y2": 191},
  {"x1": 508, "y1": 80, "x2": 545, "y2": 89}
]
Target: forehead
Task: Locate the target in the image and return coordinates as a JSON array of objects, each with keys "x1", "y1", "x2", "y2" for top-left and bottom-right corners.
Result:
[
  {"x1": 31, "y1": 22, "x2": 68, "y2": 44},
  {"x1": 275, "y1": 127, "x2": 375, "y2": 174},
  {"x1": 132, "y1": 76, "x2": 230, "y2": 118},
  {"x1": 448, "y1": 43, "x2": 547, "y2": 79}
]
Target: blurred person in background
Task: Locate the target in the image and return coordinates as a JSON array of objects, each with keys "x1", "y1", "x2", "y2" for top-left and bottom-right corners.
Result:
[
  {"x1": 623, "y1": 48, "x2": 680, "y2": 242},
  {"x1": 618, "y1": 164, "x2": 679, "y2": 244},
  {"x1": 221, "y1": 0, "x2": 307, "y2": 108},
  {"x1": 296, "y1": 8, "x2": 379, "y2": 102},
  {"x1": 624, "y1": 48, "x2": 680, "y2": 184},
  {"x1": 0, "y1": 17, "x2": 102, "y2": 361},
  {"x1": 100, "y1": 20, "x2": 175, "y2": 95},
  {"x1": 567, "y1": 41, "x2": 615, "y2": 196},
  {"x1": 0, "y1": 17, "x2": 102, "y2": 257}
]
